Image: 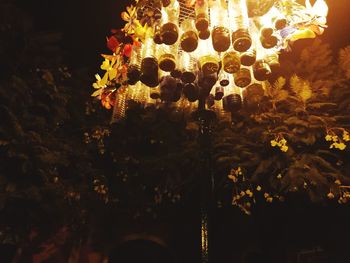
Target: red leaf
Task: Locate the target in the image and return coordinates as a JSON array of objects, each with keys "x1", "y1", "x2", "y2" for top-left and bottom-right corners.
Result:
[
  {"x1": 107, "y1": 36, "x2": 120, "y2": 52},
  {"x1": 123, "y1": 44, "x2": 133, "y2": 58}
]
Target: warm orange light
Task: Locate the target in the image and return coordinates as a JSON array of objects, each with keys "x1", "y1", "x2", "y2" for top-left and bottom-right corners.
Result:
[{"x1": 93, "y1": 0, "x2": 330, "y2": 119}]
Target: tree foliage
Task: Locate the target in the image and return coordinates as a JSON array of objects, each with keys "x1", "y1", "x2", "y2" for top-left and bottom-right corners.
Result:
[
  {"x1": 1, "y1": 0, "x2": 350, "y2": 259},
  {"x1": 213, "y1": 40, "x2": 350, "y2": 213}
]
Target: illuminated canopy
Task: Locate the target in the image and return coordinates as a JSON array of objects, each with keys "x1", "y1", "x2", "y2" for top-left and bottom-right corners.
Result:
[{"x1": 92, "y1": 0, "x2": 328, "y2": 121}]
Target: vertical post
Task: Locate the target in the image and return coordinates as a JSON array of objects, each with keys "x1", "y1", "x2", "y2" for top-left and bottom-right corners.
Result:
[{"x1": 196, "y1": 107, "x2": 216, "y2": 263}]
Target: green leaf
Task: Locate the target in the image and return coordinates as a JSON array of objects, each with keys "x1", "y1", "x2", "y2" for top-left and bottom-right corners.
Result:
[
  {"x1": 284, "y1": 116, "x2": 309, "y2": 127},
  {"x1": 307, "y1": 102, "x2": 337, "y2": 110}
]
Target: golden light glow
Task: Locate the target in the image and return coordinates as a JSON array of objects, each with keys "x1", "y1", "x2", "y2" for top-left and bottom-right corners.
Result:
[{"x1": 93, "y1": 0, "x2": 329, "y2": 120}]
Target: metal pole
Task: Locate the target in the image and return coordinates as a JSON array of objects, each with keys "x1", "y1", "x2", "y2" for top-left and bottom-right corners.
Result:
[{"x1": 196, "y1": 106, "x2": 216, "y2": 263}]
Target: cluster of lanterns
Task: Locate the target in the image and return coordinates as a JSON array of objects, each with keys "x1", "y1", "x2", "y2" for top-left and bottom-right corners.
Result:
[{"x1": 94, "y1": 0, "x2": 328, "y2": 120}]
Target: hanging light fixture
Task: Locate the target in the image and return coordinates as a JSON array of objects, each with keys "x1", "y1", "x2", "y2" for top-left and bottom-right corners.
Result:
[{"x1": 92, "y1": 0, "x2": 328, "y2": 121}]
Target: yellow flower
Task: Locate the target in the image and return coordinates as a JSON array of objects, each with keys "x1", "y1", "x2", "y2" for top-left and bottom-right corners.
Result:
[
  {"x1": 325, "y1": 134, "x2": 332, "y2": 141},
  {"x1": 134, "y1": 23, "x2": 149, "y2": 42},
  {"x1": 331, "y1": 142, "x2": 346, "y2": 150},
  {"x1": 256, "y1": 185, "x2": 262, "y2": 191},
  {"x1": 246, "y1": 189, "x2": 253, "y2": 197},
  {"x1": 100, "y1": 58, "x2": 118, "y2": 83},
  {"x1": 343, "y1": 131, "x2": 350, "y2": 142},
  {"x1": 271, "y1": 135, "x2": 289, "y2": 153},
  {"x1": 266, "y1": 197, "x2": 273, "y2": 203},
  {"x1": 334, "y1": 179, "x2": 341, "y2": 185},
  {"x1": 270, "y1": 140, "x2": 277, "y2": 147},
  {"x1": 228, "y1": 175, "x2": 238, "y2": 183},
  {"x1": 92, "y1": 74, "x2": 106, "y2": 89},
  {"x1": 327, "y1": 192, "x2": 335, "y2": 199},
  {"x1": 280, "y1": 145, "x2": 289, "y2": 152},
  {"x1": 240, "y1": 191, "x2": 246, "y2": 197},
  {"x1": 277, "y1": 174, "x2": 282, "y2": 179},
  {"x1": 264, "y1": 193, "x2": 269, "y2": 198},
  {"x1": 121, "y1": 5, "x2": 138, "y2": 34}
]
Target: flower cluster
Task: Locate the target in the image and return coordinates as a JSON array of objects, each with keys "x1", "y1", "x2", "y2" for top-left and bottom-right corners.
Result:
[
  {"x1": 270, "y1": 135, "x2": 289, "y2": 152},
  {"x1": 325, "y1": 128, "x2": 349, "y2": 150},
  {"x1": 228, "y1": 167, "x2": 243, "y2": 183},
  {"x1": 121, "y1": 3, "x2": 148, "y2": 41},
  {"x1": 93, "y1": 179, "x2": 109, "y2": 203},
  {"x1": 264, "y1": 192, "x2": 273, "y2": 203},
  {"x1": 84, "y1": 127, "x2": 111, "y2": 154},
  {"x1": 339, "y1": 186, "x2": 350, "y2": 204},
  {"x1": 229, "y1": 167, "x2": 256, "y2": 215},
  {"x1": 91, "y1": 0, "x2": 152, "y2": 110}
]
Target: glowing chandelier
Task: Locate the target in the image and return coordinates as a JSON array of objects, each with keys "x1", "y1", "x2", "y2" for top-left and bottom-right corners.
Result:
[{"x1": 92, "y1": 0, "x2": 328, "y2": 121}]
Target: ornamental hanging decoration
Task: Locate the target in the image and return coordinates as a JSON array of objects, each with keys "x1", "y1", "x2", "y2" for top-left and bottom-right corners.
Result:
[{"x1": 92, "y1": 0, "x2": 328, "y2": 121}]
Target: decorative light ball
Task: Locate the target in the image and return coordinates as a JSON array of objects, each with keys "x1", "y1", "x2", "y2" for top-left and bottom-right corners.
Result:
[{"x1": 246, "y1": 0, "x2": 277, "y2": 17}]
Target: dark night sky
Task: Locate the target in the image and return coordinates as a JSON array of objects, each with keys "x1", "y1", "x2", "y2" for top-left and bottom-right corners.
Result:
[{"x1": 14, "y1": 0, "x2": 350, "y2": 69}]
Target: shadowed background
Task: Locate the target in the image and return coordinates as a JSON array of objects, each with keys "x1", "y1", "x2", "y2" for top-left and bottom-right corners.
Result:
[{"x1": 14, "y1": 0, "x2": 350, "y2": 70}]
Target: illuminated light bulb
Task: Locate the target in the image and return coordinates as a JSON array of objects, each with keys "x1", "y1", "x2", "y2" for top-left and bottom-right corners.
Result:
[
  {"x1": 197, "y1": 39, "x2": 220, "y2": 76},
  {"x1": 257, "y1": 8, "x2": 280, "y2": 49},
  {"x1": 252, "y1": 40, "x2": 272, "y2": 79},
  {"x1": 223, "y1": 85, "x2": 243, "y2": 112},
  {"x1": 210, "y1": 1, "x2": 231, "y2": 52},
  {"x1": 195, "y1": 0, "x2": 209, "y2": 31},
  {"x1": 234, "y1": 67, "x2": 251, "y2": 88},
  {"x1": 240, "y1": 32, "x2": 257, "y2": 66},
  {"x1": 140, "y1": 29, "x2": 159, "y2": 88},
  {"x1": 253, "y1": 59, "x2": 271, "y2": 81},
  {"x1": 180, "y1": 18, "x2": 199, "y2": 52},
  {"x1": 198, "y1": 28, "x2": 211, "y2": 40},
  {"x1": 153, "y1": 21, "x2": 163, "y2": 45},
  {"x1": 160, "y1": 0, "x2": 180, "y2": 45},
  {"x1": 240, "y1": 48, "x2": 257, "y2": 66},
  {"x1": 158, "y1": 43, "x2": 178, "y2": 72},
  {"x1": 229, "y1": 0, "x2": 252, "y2": 52},
  {"x1": 127, "y1": 43, "x2": 142, "y2": 85},
  {"x1": 264, "y1": 6, "x2": 288, "y2": 30},
  {"x1": 96, "y1": 0, "x2": 329, "y2": 117},
  {"x1": 180, "y1": 51, "x2": 197, "y2": 83},
  {"x1": 222, "y1": 50, "x2": 241, "y2": 74}
]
